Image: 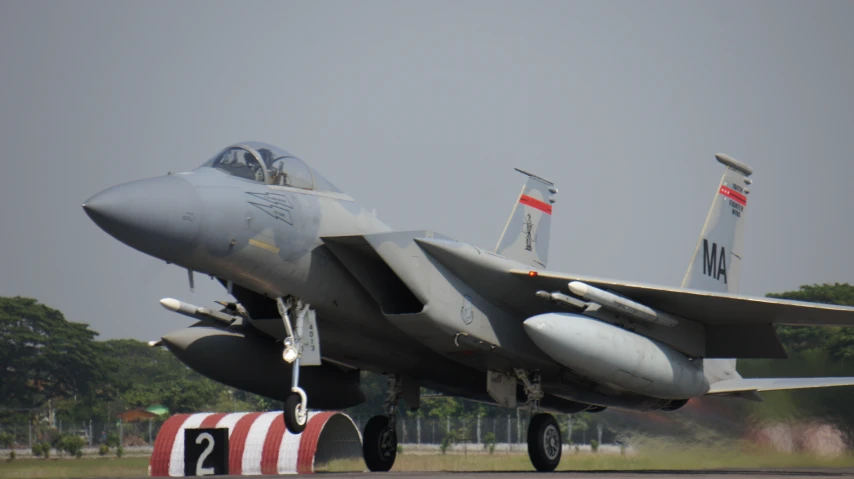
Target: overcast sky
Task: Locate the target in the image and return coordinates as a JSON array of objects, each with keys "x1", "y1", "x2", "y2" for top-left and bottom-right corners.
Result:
[{"x1": 1, "y1": 1, "x2": 852, "y2": 340}]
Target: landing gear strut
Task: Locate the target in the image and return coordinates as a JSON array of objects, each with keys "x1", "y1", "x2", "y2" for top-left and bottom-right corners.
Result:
[
  {"x1": 277, "y1": 297, "x2": 312, "y2": 434},
  {"x1": 362, "y1": 374, "x2": 402, "y2": 472},
  {"x1": 515, "y1": 369, "x2": 562, "y2": 472}
]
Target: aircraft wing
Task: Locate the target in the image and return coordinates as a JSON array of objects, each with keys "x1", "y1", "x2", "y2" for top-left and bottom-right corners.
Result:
[
  {"x1": 412, "y1": 237, "x2": 854, "y2": 327},
  {"x1": 706, "y1": 377, "x2": 854, "y2": 394},
  {"x1": 507, "y1": 269, "x2": 854, "y2": 326},
  {"x1": 412, "y1": 238, "x2": 854, "y2": 358}
]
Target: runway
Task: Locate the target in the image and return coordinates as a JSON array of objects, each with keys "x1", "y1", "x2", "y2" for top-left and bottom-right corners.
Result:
[
  {"x1": 318, "y1": 470, "x2": 854, "y2": 478},
  {"x1": 329, "y1": 472, "x2": 851, "y2": 478},
  {"x1": 123, "y1": 470, "x2": 854, "y2": 479}
]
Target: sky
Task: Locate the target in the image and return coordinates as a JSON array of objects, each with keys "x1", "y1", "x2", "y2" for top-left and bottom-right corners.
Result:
[{"x1": 1, "y1": 1, "x2": 852, "y2": 341}]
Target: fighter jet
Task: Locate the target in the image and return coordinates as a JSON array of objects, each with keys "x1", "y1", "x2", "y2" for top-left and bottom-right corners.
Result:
[{"x1": 84, "y1": 142, "x2": 854, "y2": 472}]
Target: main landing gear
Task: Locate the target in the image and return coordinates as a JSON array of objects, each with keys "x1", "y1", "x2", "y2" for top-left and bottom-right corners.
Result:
[
  {"x1": 277, "y1": 297, "x2": 312, "y2": 434},
  {"x1": 362, "y1": 374, "x2": 402, "y2": 472},
  {"x1": 515, "y1": 369, "x2": 562, "y2": 472}
]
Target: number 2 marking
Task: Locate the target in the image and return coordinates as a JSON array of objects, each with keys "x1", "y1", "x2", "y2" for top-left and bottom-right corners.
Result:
[{"x1": 196, "y1": 432, "x2": 215, "y2": 476}]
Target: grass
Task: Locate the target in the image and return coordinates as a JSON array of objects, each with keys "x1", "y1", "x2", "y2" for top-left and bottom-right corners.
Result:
[
  {"x1": 3, "y1": 446, "x2": 854, "y2": 478},
  {"x1": 0, "y1": 457, "x2": 149, "y2": 479}
]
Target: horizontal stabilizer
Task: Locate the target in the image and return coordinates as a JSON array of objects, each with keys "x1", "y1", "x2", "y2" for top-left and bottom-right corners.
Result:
[{"x1": 707, "y1": 377, "x2": 854, "y2": 394}]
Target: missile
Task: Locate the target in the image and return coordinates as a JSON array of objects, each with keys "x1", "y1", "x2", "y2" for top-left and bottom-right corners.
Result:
[
  {"x1": 535, "y1": 290, "x2": 588, "y2": 310},
  {"x1": 567, "y1": 281, "x2": 679, "y2": 327},
  {"x1": 159, "y1": 298, "x2": 241, "y2": 326}
]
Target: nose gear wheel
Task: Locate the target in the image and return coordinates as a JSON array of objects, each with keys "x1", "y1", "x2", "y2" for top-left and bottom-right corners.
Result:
[{"x1": 283, "y1": 391, "x2": 307, "y2": 434}]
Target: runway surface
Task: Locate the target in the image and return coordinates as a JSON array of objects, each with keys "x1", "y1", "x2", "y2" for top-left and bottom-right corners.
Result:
[
  {"x1": 319, "y1": 471, "x2": 854, "y2": 478},
  {"x1": 119, "y1": 470, "x2": 854, "y2": 479}
]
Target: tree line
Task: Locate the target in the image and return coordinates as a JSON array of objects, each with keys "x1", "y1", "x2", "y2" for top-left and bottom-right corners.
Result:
[{"x1": 0, "y1": 297, "x2": 274, "y2": 427}]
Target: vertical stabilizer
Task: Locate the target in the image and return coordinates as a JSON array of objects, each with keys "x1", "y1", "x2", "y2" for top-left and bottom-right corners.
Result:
[
  {"x1": 495, "y1": 169, "x2": 556, "y2": 268},
  {"x1": 682, "y1": 154, "x2": 753, "y2": 293},
  {"x1": 686, "y1": 154, "x2": 754, "y2": 385}
]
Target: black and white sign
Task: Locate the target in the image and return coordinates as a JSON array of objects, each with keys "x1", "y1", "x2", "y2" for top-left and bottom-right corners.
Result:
[{"x1": 184, "y1": 428, "x2": 229, "y2": 476}]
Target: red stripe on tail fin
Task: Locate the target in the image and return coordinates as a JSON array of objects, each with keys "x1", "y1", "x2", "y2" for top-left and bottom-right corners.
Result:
[
  {"x1": 719, "y1": 185, "x2": 747, "y2": 206},
  {"x1": 519, "y1": 195, "x2": 552, "y2": 214}
]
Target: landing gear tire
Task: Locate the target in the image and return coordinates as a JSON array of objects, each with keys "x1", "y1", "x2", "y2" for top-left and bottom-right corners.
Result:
[
  {"x1": 528, "y1": 413, "x2": 562, "y2": 472},
  {"x1": 283, "y1": 393, "x2": 307, "y2": 434},
  {"x1": 362, "y1": 415, "x2": 397, "y2": 472}
]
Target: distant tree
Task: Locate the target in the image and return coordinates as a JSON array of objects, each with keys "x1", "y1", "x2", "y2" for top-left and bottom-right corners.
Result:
[
  {"x1": 0, "y1": 297, "x2": 103, "y2": 418},
  {"x1": 102, "y1": 339, "x2": 191, "y2": 385},
  {"x1": 767, "y1": 283, "x2": 854, "y2": 305},
  {"x1": 231, "y1": 387, "x2": 278, "y2": 411},
  {"x1": 424, "y1": 396, "x2": 463, "y2": 421},
  {"x1": 159, "y1": 377, "x2": 223, "y2": 413},
  {"x1": 101, "y1": 339, "x2": 197, "y2": 412},
  {"x1": 769, "y1": 283, "x2": 854, "y2": 359}
]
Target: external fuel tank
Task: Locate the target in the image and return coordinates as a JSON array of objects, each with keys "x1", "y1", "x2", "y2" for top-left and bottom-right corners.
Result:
[
  {"x1": 523, "y1": 313, "x2": 709, "y2": 399},
  {"x1": 160, "y1": 325, "x2": 365, "y2": 409}
]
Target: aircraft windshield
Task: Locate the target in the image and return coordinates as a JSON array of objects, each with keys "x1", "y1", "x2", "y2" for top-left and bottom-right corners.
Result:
[{"x1": 202, "y1": 141, "x2": 340, "y2": 192}]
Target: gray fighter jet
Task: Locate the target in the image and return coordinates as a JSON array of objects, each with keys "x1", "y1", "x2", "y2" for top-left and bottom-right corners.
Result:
[{"x1": 84, "y1": 142, "x2": 854, "y2": 472}]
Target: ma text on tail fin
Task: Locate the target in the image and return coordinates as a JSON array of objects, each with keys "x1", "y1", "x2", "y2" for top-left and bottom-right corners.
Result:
[{"x1": 682, "y1": 153, "x2": 753, "y2": 294}]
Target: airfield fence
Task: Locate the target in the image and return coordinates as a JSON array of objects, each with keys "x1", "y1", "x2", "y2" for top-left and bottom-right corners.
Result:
[
  {"x1": 351, "y1": 414, "x2": 612, "y2": 447},
  {"x1": 0, "y1": 414, "x2": 611, "y2": 451},
  {"x1": 0, "y1": 418, "x2": 165, "y2": 450}
]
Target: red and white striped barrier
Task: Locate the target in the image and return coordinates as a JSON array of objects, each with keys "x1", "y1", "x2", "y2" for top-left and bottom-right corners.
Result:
[{"x1": 149, "y1": 411, "x2": 362, "y2": 476}]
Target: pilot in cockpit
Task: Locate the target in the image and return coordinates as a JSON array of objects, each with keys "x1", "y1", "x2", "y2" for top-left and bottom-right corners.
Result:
[
  {"x1": 242, "y1": 151, "x2": 253, "y2": 167},
  {"x1": 257, "y1": 148, "x2": 275, "y2": 167},
  {"x1": 243, "y1": 151, "x2": 265, "y2": 182}
]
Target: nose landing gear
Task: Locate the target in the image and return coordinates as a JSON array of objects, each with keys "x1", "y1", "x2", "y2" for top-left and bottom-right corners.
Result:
[
  {"x1": 362, "y1": 374, "x2": 402, "y2": 472},
  {"x1": 515, "y1": 369, "x2": 562, "y2": 472},
  {"x1": 277, "y1": 297, "x2": 316, "y2": 434}
]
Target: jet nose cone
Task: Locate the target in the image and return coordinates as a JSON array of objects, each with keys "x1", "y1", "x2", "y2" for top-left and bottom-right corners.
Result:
[{"x1": 84, "y1": 175, "x2": 201, "y2": 261}]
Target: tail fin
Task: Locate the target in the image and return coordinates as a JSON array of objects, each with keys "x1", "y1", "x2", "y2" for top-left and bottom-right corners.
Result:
[
  {"x1": 495, "y1": 168, "x2": 557, "y2": 268},
  {"x1": 682, "y1": 154, "x2": 753, "y2": 294},
  {"x1": 686, "y1": 154, "x2": 754, "y2": 385}
]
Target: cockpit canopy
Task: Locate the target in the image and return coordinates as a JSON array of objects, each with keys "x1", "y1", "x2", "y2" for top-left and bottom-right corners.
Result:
[{"x1": 201, "y1": 141, "x2": 340, "y2": 192}]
